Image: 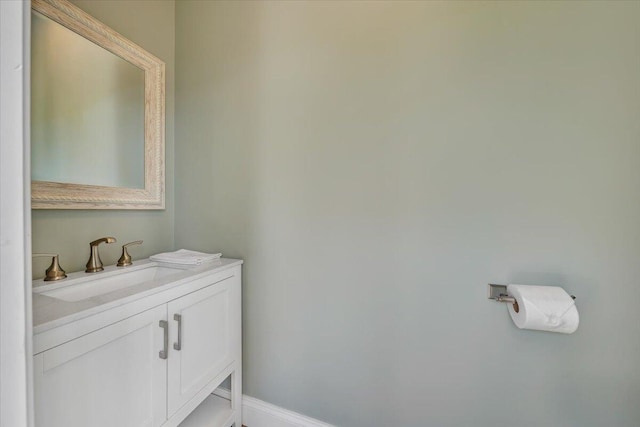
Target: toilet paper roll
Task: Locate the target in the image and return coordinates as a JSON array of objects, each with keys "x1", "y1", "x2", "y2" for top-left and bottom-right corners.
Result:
[{"x1": 506, "y1": 284, "x2": 579, "y2": 334}]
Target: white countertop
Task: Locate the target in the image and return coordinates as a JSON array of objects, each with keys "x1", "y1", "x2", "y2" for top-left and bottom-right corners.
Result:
[{"x1": 33, "y1": 258, "x2": 243, "y2": 334}]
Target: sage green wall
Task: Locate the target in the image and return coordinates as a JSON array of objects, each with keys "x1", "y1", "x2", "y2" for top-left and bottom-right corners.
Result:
[
  {"x1": 31, "y1": 0, "x2": 175, "y2": 277},
  {"x1": 175, "y1": 1, "x2": 640, "y2": 426}
]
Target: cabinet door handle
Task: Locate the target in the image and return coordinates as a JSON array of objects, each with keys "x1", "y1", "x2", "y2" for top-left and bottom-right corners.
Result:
[
  {"x1": 159, "y1": 320, "x2": 168, "y2": 359},
  {"x1": 173, "y1": 314, "x2": 182, "y2": 351}
]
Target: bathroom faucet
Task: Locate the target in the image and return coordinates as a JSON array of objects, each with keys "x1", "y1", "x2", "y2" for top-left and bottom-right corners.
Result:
[
  {"x1": 32, "y1": 253, "x2": 67, "y2": 281},
  {"x1": 117, "y1": 240, "x2": 143, "y2": 267},
  {"x1": 85, "y1": 237, "x2": 116, "y2": 273}
]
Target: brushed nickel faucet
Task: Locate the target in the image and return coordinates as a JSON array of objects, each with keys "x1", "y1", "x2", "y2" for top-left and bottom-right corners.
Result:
[{"x1": 86, "y1": 237, "x2": 116, "y2": 273}]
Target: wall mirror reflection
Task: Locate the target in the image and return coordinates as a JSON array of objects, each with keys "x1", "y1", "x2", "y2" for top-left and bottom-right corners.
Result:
[{"x1": 31, "y1": 0, "x2": 165, "y2": 209}]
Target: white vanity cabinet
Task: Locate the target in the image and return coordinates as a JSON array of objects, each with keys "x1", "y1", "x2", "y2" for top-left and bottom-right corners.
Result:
[
  {"x1": 168, "y1": 280, "x2": 238, "y2": 415},
  {"x1": 34, "y1": 305, "x2": 168, "y2": 427},
  {"x1": 33, "y1": 261, "x2": 242, "y2": 427}
]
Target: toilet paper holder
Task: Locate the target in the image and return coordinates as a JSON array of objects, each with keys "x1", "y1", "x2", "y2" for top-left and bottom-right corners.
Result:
[
  {"x1": 488, "y1": 284, "x2": 576, "y2": 312},
  {"x1": 488, "y1": 284, "x2": 519, "y2": 312},
  {"x1": 488, "y1": 284, "x2": 516, "y2": 303}
]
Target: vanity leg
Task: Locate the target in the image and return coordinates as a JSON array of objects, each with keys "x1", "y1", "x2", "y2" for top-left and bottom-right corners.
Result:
[{"x1": 231, "y1": 367, "x2": 242, "y2": 427}]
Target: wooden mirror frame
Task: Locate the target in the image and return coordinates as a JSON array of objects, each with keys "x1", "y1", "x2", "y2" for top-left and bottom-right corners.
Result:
[{"x1": 31, "y1": 0, "x2": 165, "y2": 210}]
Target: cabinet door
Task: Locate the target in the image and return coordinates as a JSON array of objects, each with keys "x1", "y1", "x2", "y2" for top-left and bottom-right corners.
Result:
[
  {"x1": 34, "y1": 305, "x2": 168, "y2": 427},
  {"x1": 167, "y1": 277, "x2": 236, "y2": 415}
]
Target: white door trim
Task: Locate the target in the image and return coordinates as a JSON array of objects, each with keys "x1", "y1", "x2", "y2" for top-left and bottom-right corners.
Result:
[{"x1": 0, "y1": 1, "x2": 33, "y2": 426}]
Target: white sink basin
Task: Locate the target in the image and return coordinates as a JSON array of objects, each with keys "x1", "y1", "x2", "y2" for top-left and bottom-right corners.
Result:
[{"x1": 34, "y1": 263, "x2": 185, "y2": 302}]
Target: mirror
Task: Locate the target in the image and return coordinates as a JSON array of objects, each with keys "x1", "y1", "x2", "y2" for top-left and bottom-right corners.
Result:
[
  {"x1": 31, "y1": 0, "x2": 165, "y2": 209},
  {"x1": 31, "y1": 11, "x2": 146, "y2": 189}
]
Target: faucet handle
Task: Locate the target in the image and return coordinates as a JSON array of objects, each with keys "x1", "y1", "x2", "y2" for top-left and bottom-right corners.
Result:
[
  {"x1": 117, "y1": 240, "x2": 143, "y2": 267},
  {"x1": 33, "y1": 253, "x2": 67, "y2": 281}
]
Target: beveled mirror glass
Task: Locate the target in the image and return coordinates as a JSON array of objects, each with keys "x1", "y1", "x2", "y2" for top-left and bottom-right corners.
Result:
[{"x1": 31, "y1": 0, "x2": 165, "y2": 209}]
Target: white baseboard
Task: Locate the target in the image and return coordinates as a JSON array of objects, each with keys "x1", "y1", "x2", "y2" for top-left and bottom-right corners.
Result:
[{"x1": 213, "y1": 389, "x2": 334, "y2": 427}]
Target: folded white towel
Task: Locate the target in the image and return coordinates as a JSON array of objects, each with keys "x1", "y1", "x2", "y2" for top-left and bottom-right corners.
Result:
[{"x1": 150, "y1": 249, "x2": 222, "y2": 265}]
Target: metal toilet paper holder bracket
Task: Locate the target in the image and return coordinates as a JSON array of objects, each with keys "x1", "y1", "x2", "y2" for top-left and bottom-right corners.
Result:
[
  {"x1": 488, "y1": 284, "x2": 516, "y2": 303},
  {"x1": 488, "y1": 284, "x2": 519, "y2": 312},
  {"x1": 488, "y1": 283, "x2": 576, "y2": 314}
]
